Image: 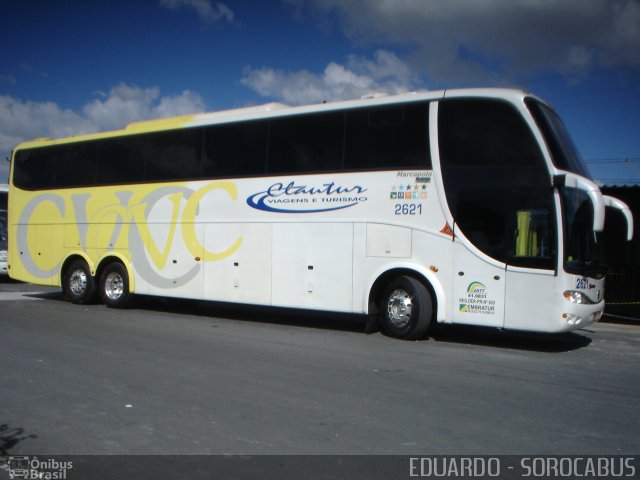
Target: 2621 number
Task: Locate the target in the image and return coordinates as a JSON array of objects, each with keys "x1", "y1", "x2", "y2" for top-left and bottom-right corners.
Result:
[
  {"x1": 394, "y1": 203, "x2": 423, "y2": 215},
  {"x1": 576, "y1": 277, "x2": 589, "y2": 289}
]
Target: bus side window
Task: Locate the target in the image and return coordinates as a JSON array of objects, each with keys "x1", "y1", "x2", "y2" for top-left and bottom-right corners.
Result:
[
  {"x1": 14, "y1": 148, "x2": 57, "y2": 190},
  {"x1": 97, "y1": 136, "x2": 146, "y2": 185},
  {"x1": 267, "y1": 111, "x2": 344, "y2": 175},
  {"x1": 514, "y1": 209, "x2": 552, "y2": 258},
  {"x1": 56, "y1": 142, "x2": 98, "y2": 188},
  {"x1": 344, "y1": 102, "x2": 430, "y2": 170},
  {"x1": 202, "y1": 120, "x2": 268, "y2": 178},
  {"x1": 144, "y1": 129, "x2": 201, "y2": 182}
]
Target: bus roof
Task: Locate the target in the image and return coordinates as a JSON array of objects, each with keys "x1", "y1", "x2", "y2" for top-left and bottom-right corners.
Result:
[{"x1": 13, "y1": 88, "x2": 539, "y2": 151}]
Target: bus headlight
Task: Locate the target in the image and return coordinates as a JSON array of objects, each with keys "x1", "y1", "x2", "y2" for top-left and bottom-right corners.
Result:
[{"x1": 563, "y1": 290, "x2": 596, "y2": 304}]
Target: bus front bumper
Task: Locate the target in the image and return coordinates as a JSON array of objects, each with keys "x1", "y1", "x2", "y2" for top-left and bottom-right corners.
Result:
[{"x1": 559, "y1": 301, "x2": 604, "y2": 331}]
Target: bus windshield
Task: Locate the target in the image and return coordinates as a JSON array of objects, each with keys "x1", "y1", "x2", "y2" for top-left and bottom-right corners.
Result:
[
  {"x1": 561, "y1": 187, "x2": 604, "y2": 277},
  {"x1": 525, "y1": 98, "x2": 592, "y2": 179},
  {"x1": 526, "y1": 99, "x2": 605, "y2": 277}
]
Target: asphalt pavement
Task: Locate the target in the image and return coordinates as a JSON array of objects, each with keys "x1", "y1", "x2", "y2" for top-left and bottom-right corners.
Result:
[{"x1": 1, "y1": 278, "x2": 639, "y2": 477}]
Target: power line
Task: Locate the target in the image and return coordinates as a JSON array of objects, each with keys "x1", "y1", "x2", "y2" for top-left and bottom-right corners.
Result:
[
  {"x1": 595, "y1": 180, "x2": 640, "y2": 185},
  {"x1": 585, "y1": 157, "x2": 640, "y2": 164}
]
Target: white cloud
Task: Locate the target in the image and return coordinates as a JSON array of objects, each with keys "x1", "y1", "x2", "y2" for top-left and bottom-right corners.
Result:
[
  {"x1": 0, "y1": 96, "x2": 94, "y2": 182},
  {"x1": 159, "y1": 0, "x2": 234, "y2": 23},
  {"x1": 154, "y1": 90, "x2": 207, "y2": 118},
  {"x1": 0, "y1": 83, "x2": 205, "y2": 182},
  {"x1": 286, "y1": 0, "x2": 640, "y2": 83},
  {"x1": 0, "y1": 97, "x2": 89, "y2": 148},
  {"x1": 83, "y1": 84, "x2": 161, "y2": 131},
  {"x1": 241, "y1": 50, "x2": 416, "y2": 104}
]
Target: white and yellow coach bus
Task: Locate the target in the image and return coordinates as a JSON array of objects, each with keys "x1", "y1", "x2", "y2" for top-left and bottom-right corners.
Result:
[{"x1": 7, "y1": 89, "x2": 633, "y2": 339}]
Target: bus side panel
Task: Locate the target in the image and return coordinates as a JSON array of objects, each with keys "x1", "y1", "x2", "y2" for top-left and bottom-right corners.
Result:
[
  {"x1": 139, "y1": 221, "x2": 204, "y2": 300},
  {"x1": 411, "y1": 229, "x2": 452, "y2": 322},
  {"x1": 504, "y1": 269, "x2": 558, "y2": 331},
  {"x1": 8, "y1": 190, "x2": 65, "y2": 286},
  {"x1": 203, "y1": 223, "x2": 272, "y2": 305},
  {"x1": 272, "y1": 223, "x2": 353, "y2": 311},
  {"x1": 450, "y1": 239, "x2": 506, "y2": 328}
]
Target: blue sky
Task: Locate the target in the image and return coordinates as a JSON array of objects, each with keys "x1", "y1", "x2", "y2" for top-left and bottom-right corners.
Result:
[{"x1": 1, "y1": 0, "x2": 639, "y2": 184}]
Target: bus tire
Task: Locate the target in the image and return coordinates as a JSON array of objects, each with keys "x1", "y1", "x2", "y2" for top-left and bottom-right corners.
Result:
[
  {"x1": 99, "y1": 262, "x2": 131, "y2": 308},
  {"x1": 379, "y1": 275, "x2": 432, "y2": 340},
  {"x1": 63, "y1": 259, "x2": 97, "y2": 304}
]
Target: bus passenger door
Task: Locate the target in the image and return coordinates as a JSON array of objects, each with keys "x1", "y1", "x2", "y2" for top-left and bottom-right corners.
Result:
[{"x1": 451, "y1": 234, "x2": 506, "y2": 328}]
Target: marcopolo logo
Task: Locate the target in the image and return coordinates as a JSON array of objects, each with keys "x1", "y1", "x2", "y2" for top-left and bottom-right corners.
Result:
[{"x1": 247, "y1": 181, "x2": 368, "y2": 213}]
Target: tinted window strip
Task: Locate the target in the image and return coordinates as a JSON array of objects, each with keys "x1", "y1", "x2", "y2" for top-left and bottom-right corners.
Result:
[{"x1": 13, "y1": 102, "x2": 431, "y2": 190}]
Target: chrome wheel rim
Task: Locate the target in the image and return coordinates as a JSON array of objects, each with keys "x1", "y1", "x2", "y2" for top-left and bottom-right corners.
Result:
[
  {"x1": 69, "y1": 269, "x2": 88, "y2": 296},
  {"x1": 104, "y1": 272, "x2": 124, "y2": 301},
  {"x1": 386, "y1": 289, "x2": 413, "y2": 328}
]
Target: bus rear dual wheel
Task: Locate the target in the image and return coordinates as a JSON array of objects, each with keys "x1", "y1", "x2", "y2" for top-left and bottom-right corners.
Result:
[
  {"x1": 63, "y1": 260, "x2": 130, "y2": 308},
  {"x1": 379, "y1": 275, "x2": 433, "y2": 340},
  {"x1": 63, "y1": 259, "x2": 96, "y2": 304},
  {"x1": 99, "y1": 263, "x2": 131, "y2": 308}
]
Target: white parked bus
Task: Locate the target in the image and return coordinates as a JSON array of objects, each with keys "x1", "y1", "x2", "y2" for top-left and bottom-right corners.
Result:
[{"x1": 7, "y1": 89, "x2": 633, "y2": 339}]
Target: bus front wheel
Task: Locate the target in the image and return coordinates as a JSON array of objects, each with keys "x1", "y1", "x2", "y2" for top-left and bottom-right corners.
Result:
[
  {"x1": 99, "y1": 262, "x2": 131, "y2": 308},
  {"x1": 379, "y1": 276, "x2": 432, "y2": 340},
  {"x1": 63, "y1": 259, "x2": 97, "y2": 304}
]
